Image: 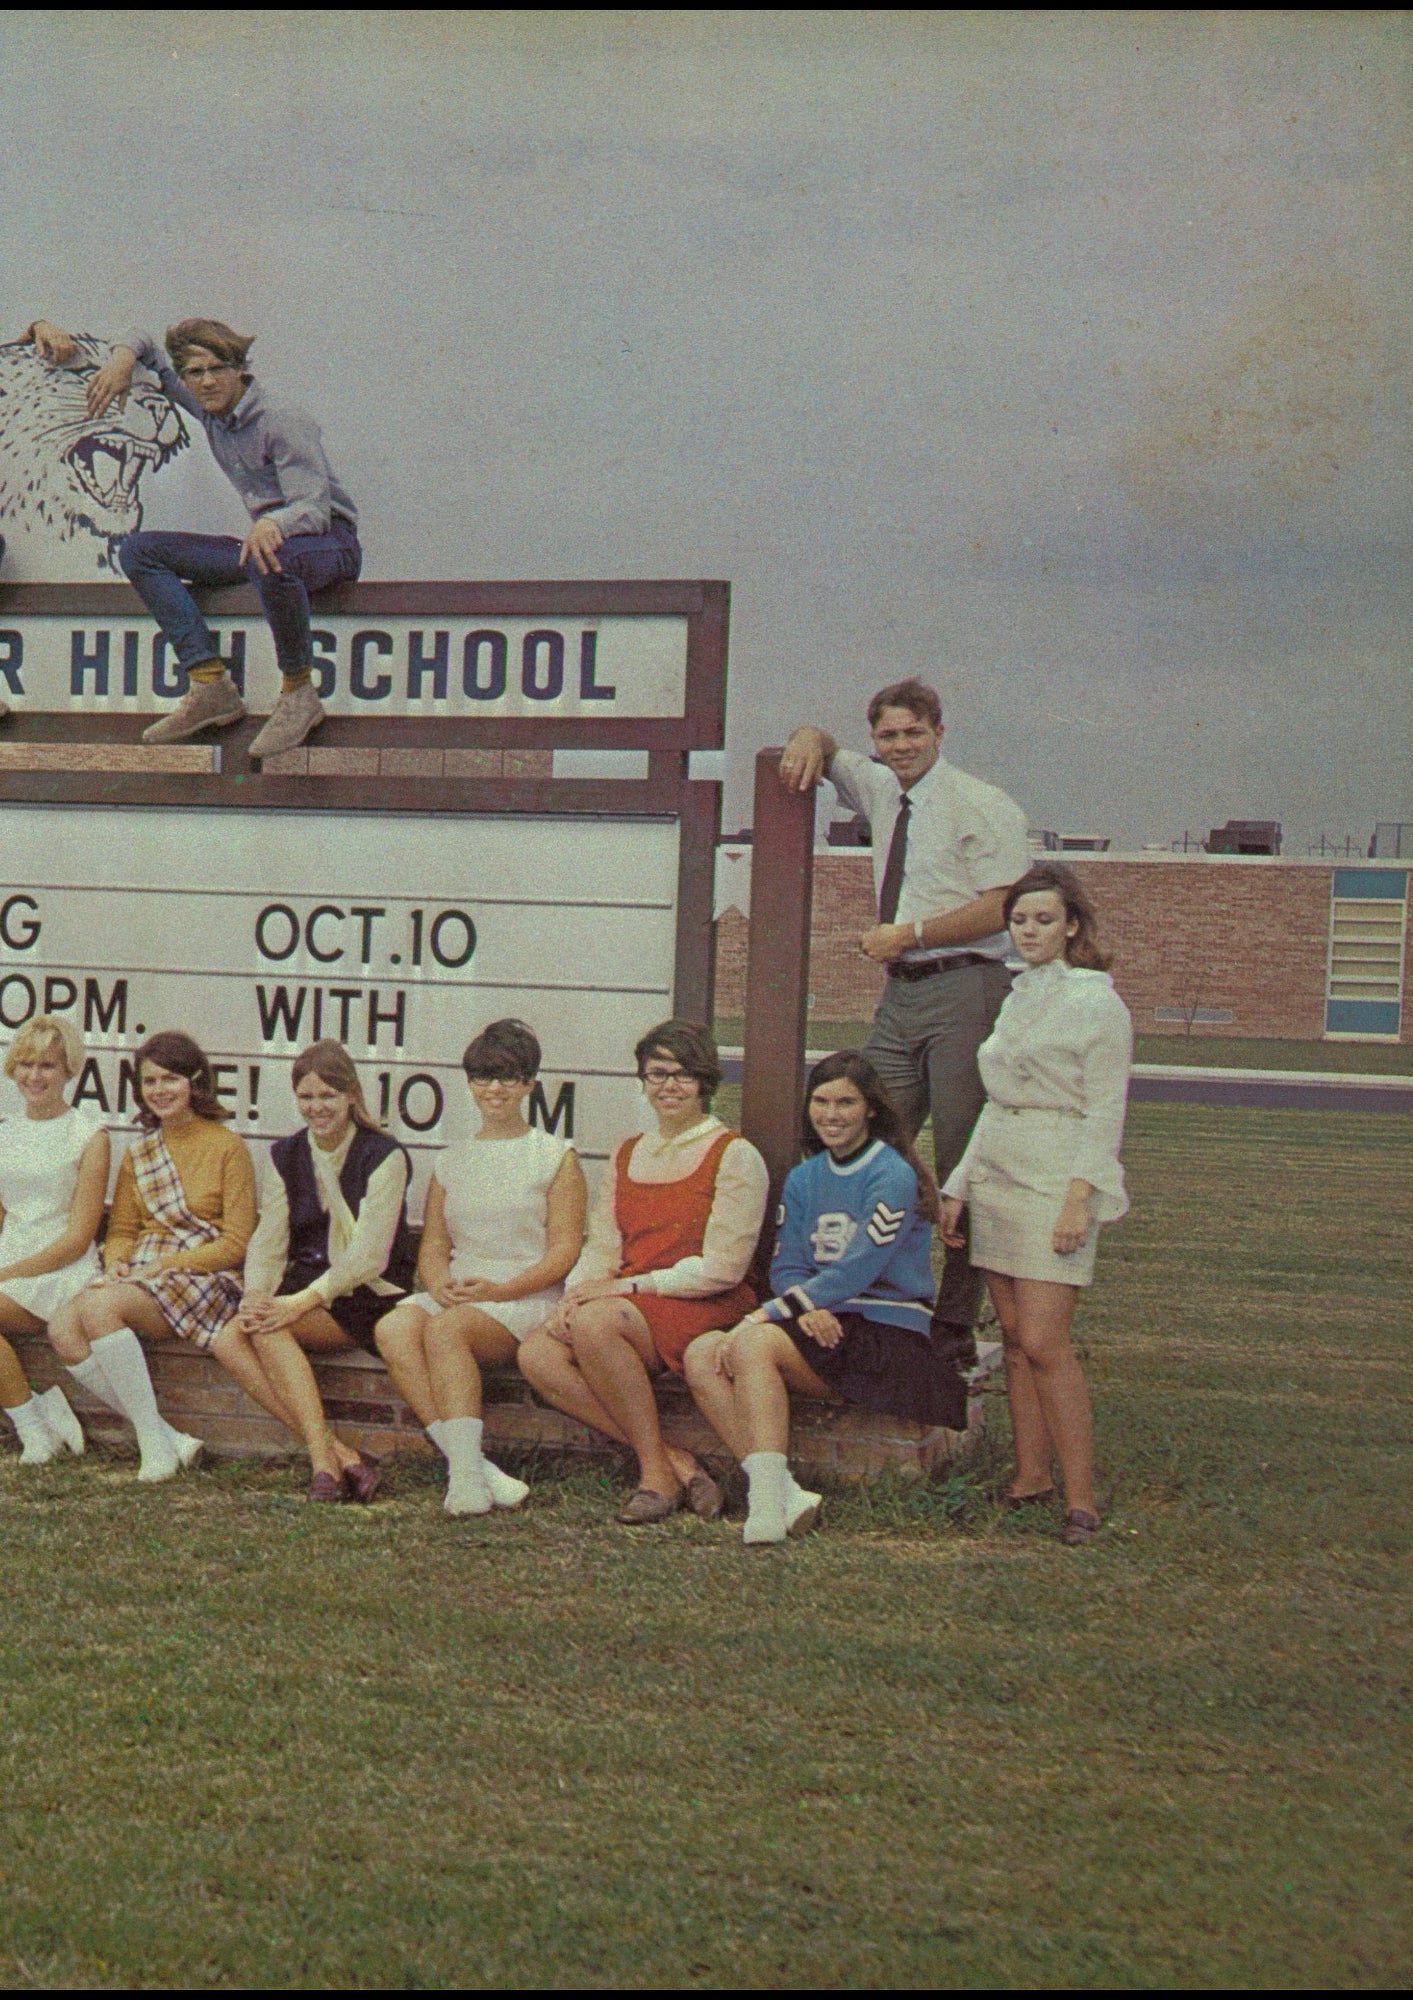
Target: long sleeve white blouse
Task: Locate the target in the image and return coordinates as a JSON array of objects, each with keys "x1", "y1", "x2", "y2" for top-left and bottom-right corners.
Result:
[
  {"x1": 244, "y1": 1131, "x2": 408, "y2": 1302},
  {"x1": 944, "y1": 960, "x2": 1133, "y2": 1220}
]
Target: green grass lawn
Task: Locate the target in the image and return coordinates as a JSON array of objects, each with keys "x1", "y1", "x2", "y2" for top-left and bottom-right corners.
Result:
[{"x1": 1, "y1": 1105, "x2": 1409, "y2": 1988}]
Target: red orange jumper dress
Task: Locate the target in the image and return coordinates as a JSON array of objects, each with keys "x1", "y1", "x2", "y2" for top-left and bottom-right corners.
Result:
[{"x1": 613, "y1": 1129, "x2": 757, "y2": 1373}]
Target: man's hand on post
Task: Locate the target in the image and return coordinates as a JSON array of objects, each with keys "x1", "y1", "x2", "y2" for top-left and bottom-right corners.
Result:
[{"x1": 779, "y1": 726, "x2": 835, "y2": 792}]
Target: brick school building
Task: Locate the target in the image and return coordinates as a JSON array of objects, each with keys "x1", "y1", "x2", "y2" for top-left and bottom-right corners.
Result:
[{"x1": 714, "y1": 849, "x2": 1412, "y2": 1047}]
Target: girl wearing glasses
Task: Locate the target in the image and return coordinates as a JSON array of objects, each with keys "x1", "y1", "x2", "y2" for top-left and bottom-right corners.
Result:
[
  {"x1": 518, "y1": 1019, "x2": 767, "y2": 1525},
  {"x1": 373, "y1": 1019, "x2": 587, "y2": 1516}
]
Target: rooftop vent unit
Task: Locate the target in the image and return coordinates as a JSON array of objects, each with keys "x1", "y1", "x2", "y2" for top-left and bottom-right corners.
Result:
[
  {"x1": 1028, "y1": 830, "x2": 1110, "y2": 853},
  {"x1": 1206, "y1": 819, "x2": 1281, "y2": 856},
  {"x1": 1370, "y1": 822, "x2": 1413, "y2": 859},
  {"x1": 826, "y1": 814, "x2": 871, "y2": 848}
]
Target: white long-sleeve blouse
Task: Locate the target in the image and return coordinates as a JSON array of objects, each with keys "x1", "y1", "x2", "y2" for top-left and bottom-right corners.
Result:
[
  {"x1": 944, "y1": 959, "x2": 1134, "y2": 1220},
  {"x1": 244, "y1": 1130, "x2": 408, "y2": 1303}
]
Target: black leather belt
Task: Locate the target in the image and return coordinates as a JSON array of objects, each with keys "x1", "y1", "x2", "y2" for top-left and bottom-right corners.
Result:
[{"x1": 887, "y1": 951, "x2": 998, "y2": 982}]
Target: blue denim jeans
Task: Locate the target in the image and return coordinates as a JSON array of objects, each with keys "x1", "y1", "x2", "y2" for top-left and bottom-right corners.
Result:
[{"x1": 117, "y1": 520, "x2": 362, "y2": 680}]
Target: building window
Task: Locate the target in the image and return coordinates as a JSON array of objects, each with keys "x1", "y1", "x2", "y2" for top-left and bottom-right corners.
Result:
[{"x1": 1324, "y1": 868, "x2": 1408, "y2": 1040}]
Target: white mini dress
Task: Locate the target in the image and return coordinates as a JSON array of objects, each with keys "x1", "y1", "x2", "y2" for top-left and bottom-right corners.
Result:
[
  {"x1": 0, "y1": 1105, "x2": 104, "y2": 1317},
  {"x1": 944, "y1": 960, "x2": 1132, "y2": 1285},
  {"x1": 407, "y1": 1126, "x2": 573, "y2": 1340}
]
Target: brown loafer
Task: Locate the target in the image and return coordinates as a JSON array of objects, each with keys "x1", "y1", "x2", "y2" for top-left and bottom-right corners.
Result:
[
  {"x1": 614, "y1": 1486, "x2": 682, "y2": 1525},
  {"x1": 343, "y1": 1451, "x2": 381, "y2": 1505},
  {"x1": 308, "y1": 1469, "x2": 347, "y2": 1504},
  {"x1": 1060, "y1": 1508, "x2": 1102, "y2": 1546},
  {"x1": 1003, "y1": 1486, "x2": 1057, "y2": 1510},
  {"x1": 685, "y1": 1471, "x2": 725, "y2": 1521}
]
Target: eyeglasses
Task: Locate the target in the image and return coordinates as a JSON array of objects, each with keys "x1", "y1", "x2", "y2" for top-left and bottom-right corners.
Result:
[
  {"x1": 180, "y1": 363, "x2": 239, "y2": 382},
  {"x1": 642, "y1": 1065, "x2": 693, "y2": 1087}
]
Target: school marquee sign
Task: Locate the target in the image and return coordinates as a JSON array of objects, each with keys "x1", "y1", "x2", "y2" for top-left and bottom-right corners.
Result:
[{"x1": 0, "y1": 579, "x2": 729, "y2": 1207}]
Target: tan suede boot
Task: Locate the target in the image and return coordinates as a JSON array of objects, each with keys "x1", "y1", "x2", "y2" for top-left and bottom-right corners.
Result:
[
  {"x1": 248, "y1": 681, "x2": 326, "y2": 760},
  {"x1": 142, "y1": 671, "x2": 246, "y2": 744}
]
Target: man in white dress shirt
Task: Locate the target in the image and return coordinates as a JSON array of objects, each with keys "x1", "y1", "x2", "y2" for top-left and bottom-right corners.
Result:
[{"x1": 780, "y1": 678, "x2": 1030, "y2": 1377}]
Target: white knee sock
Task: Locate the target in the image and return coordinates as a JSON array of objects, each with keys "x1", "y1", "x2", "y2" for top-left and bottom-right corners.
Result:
[
  {"x1": 38, "y1": 1384, "x2": 85, "y2": 1456},
  {"x1": 428, "y1": 1417, "x2": 527, "y2": 1509},
  {"x1": 5, "y1": 1395, "x2": 60, "y2": 1465},
  {"x1": 87, "y1": 1330, "x2": 180, "y2": 1481},
  {"x1": 67, "y1": 1351, "x2": 123, "y2": 1414},
  {"x1": 441, "y1": 1416, "x2": 492, "y2": 1516},
  {"x1": 742, "y1": 1451, "x2": 790, "y2": 1545}
]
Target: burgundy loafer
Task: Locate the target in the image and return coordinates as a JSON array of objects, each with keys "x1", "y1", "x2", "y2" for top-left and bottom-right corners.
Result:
[
  {"x1": 1060, "y1": 1508, "x2": 1102, "y2": 1546},
  {"x1": 308, "y1": 1469, "x2": 347, "y2": 1504},
  {"x1": 343, "y1": 1452, "x2": 381, "y2": 1505},
  {"x1": 614, "y1": 1486, "x2": 681, "y2": 1525},
  {"x1": 685, "y1": 1471, "x2": 725, "y2": 1521}
]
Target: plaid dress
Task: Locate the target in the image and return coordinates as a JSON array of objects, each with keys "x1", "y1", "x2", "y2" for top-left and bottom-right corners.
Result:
[{"x1": 127, "y1": 1129, "x2": 243, "y2": 1349}]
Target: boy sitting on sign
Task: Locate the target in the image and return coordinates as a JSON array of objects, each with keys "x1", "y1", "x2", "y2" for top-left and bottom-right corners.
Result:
[{"x1": 26, "y1": 317, "x2": 361, "y2": 760}]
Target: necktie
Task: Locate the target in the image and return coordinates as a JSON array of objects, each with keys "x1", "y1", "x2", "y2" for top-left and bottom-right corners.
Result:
[{"x1": 878, "y1": 794, "x2": 911, "y2": 924}]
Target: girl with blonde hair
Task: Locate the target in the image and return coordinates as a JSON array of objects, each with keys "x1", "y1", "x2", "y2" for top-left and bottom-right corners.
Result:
[{"x1": 0, "y1": 1015, "x2": 106, "y2": 1463}]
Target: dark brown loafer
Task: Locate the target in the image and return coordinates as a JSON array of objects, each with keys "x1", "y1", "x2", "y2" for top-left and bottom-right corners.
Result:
[
  {"x1": 1003, "y1": 1486, "x2": 1057, "y2": 1510},
  {"x1": 343, "y1": 1452, "x2": 381, "y2": 1505},
  {"x1": 685, "y1": 1471, "x2": 725, "y2": 1521},
  {"x1": 1060, "y1": 1508, "x2": 1102, "y2": 1546},
  {"x1": 614, "y1": 1486, "x2": 681, "y2": 1525},
  {"x1": 308, "y1": 1470, "x2": 347, "y2": 1504}
]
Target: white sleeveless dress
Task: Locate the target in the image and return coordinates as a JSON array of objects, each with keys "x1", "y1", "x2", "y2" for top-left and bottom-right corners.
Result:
[
  {"x1": 0, "y1": 1106, "x2": 104, "y2": 1317},
  {"x1": 407, "y1": 1127, "x2": 573, "y2": 1340}
]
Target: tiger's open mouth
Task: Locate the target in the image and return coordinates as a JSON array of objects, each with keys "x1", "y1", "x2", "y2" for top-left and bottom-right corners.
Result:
[{"x1": 65, "y1": 434, "x2": 165, "y2": 514}]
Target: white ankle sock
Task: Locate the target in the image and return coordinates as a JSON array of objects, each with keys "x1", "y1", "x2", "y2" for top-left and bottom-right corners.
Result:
[
  {"x1": 88, "y1": 1330, "x2": 179, "y2": 1481},
  {"x1": 429, "y1": 1418, "x2": 526, "y2": 1508},
  {"x1": 6, "y1": 1395, "x2": 60, "y2": 1465},
  {"x1": 482, "y1": 1457, "x2": 530, "y2": 1510},
  {"x1": 441, "y1": 1416, "x2": 492, "y2": 1515},
  {"x1": 39, "y1": 1385, "x2": 85, "y2": 1456},
  {"x1": 784, "y1": 1472, "x2": 821, "y2": 1537},
  {"x1": 742, "y1": 1451, "x2": 790, "y2": 1545}
]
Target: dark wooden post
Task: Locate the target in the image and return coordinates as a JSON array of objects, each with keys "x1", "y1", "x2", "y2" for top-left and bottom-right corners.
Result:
[{"x1": 740, "y1": 748, "x2": 815, "y2": 1279}]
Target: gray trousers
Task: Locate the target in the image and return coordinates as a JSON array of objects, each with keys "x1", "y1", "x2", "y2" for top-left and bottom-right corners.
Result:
[{"x1": 861, "y1": 958, "x2": 1013, "y2": 1331}]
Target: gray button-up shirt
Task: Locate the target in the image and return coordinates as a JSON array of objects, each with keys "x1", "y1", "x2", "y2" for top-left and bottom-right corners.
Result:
[{"x1": 118, "y1": 328, "x2": 357, "y2": 539}]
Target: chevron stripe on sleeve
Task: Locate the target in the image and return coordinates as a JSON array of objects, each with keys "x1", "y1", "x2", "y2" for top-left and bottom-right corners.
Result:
[{"x1": 866, "y1": 1200, "x2": 906, "y2": 1247}]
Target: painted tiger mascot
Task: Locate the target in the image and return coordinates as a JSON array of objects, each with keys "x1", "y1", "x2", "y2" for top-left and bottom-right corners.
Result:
[{"x1": 0, "y1": 334, "x2": 186, "y2": 575}]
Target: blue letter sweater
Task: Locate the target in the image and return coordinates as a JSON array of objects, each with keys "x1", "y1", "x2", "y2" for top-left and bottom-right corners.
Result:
[{"x1": 762, "y1": 1140, "x2": 936, "y2": 1335}]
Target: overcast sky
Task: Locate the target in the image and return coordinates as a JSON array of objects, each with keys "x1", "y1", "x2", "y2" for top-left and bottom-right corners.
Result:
[{"x1": 6, "y1": 10, "x2": 1409, "y2": 848}]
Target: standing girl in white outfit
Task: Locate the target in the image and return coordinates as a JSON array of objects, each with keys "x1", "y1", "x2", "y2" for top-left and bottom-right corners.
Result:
[
  {"x1": 0, "y1": 1016, "x2": 106, "y2": 1463},
  {"x1": 375, "y1": 1020, "x2": 587, "y2": 1516},
  {"x1": 940, "y1": 863, "x2": 1132, "y2": 1546}
]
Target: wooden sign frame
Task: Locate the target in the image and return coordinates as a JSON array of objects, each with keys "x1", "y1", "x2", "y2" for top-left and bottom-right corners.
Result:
[{"x1": 0, "y1": 577, "x2": 728, "y2": 1025}]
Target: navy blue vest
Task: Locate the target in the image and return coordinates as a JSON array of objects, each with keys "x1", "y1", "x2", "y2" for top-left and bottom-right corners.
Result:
[{"x1": 270, "y1": 1125, "x2": 416, "y2": 1294}]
